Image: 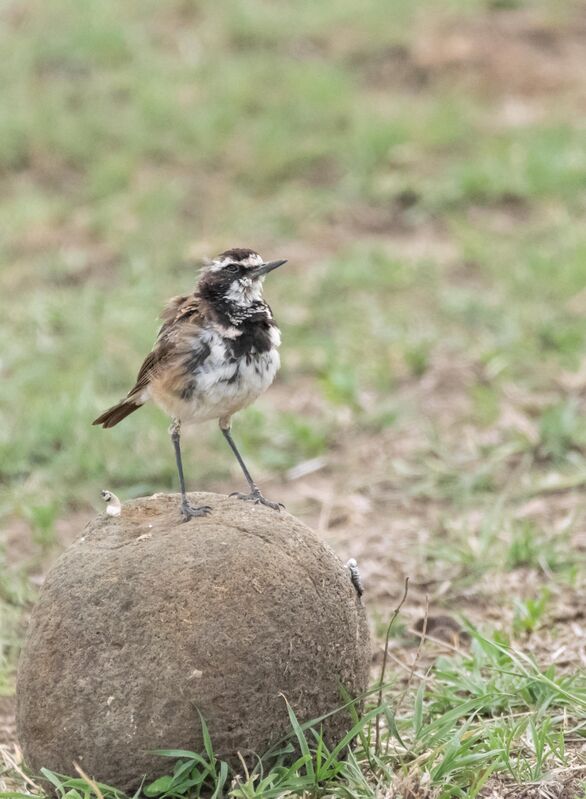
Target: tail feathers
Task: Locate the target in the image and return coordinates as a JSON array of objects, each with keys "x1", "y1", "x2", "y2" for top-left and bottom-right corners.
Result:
[{"x1": 93, "y1": 399, "x2": 142, "y2": 428}]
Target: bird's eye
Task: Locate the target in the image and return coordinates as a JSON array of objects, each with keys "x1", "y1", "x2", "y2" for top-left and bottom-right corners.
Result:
[{"x1": 226, "y1": 263, "x2": 239, "y2": 273}]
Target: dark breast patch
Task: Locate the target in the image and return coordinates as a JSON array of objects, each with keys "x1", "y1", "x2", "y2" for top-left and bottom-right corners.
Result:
[{"x1": 225, "y1": 320, "x2": 274, "y2": 359}]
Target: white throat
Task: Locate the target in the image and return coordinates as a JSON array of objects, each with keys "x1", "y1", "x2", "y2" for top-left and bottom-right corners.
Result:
[{"x1": 225, "y1": 278, "x2": 264, "y2": 307}]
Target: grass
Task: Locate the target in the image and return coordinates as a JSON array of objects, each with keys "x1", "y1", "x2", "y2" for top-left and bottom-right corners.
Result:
[{"x1": 1, "y1": 0, "x2": 586, "y2": 795}]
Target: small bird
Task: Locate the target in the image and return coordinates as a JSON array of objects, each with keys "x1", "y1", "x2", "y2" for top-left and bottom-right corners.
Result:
[{"x1": 93, "y1": 248, "x2": 287, "y2": 521}]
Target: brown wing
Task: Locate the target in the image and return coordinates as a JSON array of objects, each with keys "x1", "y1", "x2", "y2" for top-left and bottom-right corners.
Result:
[
  {"x1": 157, "y1": 293, "x2": 204, "y2": 337},
  {"x1": 93, "y1": 293, "x2": 205, "y2": 427},
  {"x1": 125, "y1": 293, "x2": 203, "y2": 401}
]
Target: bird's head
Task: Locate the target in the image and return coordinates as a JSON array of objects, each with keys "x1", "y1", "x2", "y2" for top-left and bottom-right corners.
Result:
[{"x1": 198, "y1": 248, "x2": 287, "y2": 309}]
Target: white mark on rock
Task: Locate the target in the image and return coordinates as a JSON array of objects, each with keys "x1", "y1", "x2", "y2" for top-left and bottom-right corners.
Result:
[{"x1": 101, "y1": 490, "x2": 122, "y2": 516}]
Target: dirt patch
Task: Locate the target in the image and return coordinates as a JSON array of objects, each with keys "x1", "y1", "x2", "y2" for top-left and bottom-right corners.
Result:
[
  {"x1": 3, "y1": 512, "x2": 89, "y2": 568},
  {"x1": 413, "y1": 6, "x2": 586, "y2": 102},
  {"x1": 1, "y1": 210, "x2": 119, "y2": 293},
  {"x1": 480, "y1": 772, "x2": 586, "y2": 798},
  {"x1": 313, "y1": 209, "x2": 458, "y2": 267},
  {"x1": 351, "y1": 5, "x2": 586, "y2": 113},
  {"x1": 351, "y1": 42, "x2": 431, "y2": 91}
]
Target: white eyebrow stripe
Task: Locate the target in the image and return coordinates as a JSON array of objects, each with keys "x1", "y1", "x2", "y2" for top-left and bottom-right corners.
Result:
[{"x1": 209, "y1": 253, "x2": 264, "y2": 271}]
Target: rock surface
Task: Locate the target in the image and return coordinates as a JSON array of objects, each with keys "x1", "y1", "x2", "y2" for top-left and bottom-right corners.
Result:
[{"x1": 17, "y1": 493, "x2": 370, "y2": 791}]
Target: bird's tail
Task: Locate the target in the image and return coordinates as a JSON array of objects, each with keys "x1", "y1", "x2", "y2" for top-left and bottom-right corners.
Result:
[{"x1": 92, "y1": 399, "x2": 142, "y2": 428}]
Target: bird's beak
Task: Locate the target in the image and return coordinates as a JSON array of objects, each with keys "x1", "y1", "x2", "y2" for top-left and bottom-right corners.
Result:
[{"x1": 252, "y1": 259, "x2": 287, "y2": 278}]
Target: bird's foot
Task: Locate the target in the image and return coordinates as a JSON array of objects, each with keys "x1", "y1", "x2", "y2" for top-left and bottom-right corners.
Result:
[
  {"x1": 180, "y1": 501, "x2": 212, "y2": 522},
  {"x1": 230, "y1": 488, "x2": 284, "y2": 512}
]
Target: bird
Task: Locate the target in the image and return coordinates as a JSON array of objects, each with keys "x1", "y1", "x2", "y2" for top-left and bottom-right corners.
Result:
[{"x1": 93, "y1": 248, "x2": 287, "y2": 521}]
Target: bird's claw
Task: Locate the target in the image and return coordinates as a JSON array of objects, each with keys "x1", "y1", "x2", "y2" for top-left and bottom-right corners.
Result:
[
  {"x1": 230, "y1": 489, "x2": 284, "y2": 512},
  {"x1": 180, "y1": 502, "x2": 212, "y2": 522}
]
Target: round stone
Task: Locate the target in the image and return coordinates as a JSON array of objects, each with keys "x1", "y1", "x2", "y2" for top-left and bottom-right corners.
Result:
[{"x1": 16, "y1": 493, "x2": 370, "y2": 792}]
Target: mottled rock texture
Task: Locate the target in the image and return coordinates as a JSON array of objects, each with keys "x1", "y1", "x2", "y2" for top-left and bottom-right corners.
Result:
[{"x1": 17, "y1": 493, "x2": 370, "y2": 792}]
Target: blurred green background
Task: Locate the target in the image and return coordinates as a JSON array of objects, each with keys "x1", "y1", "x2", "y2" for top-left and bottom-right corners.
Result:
[
  {"x1": 2, "y1": 0, "x2": 585, "y2": 514},
  {"x1": 1, "y1": 0, "x2": 586, "y2": 756}
]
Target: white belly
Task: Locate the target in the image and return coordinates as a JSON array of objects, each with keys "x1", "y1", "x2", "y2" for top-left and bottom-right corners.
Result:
[
  {"x1": 185, "y1": 348, "x2": 280, "y2": 423},
  {"x1": 149, "y1": 328, "x2": 281, "y2": 424}
]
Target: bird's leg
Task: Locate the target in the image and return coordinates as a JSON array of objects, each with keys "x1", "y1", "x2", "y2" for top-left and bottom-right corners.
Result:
[
  {"x1": 170, "y1": 419, "x2": 211, "y2": 521},
  {"x1": 220, "y1": 420, "x2": 284, "y2": 511}
]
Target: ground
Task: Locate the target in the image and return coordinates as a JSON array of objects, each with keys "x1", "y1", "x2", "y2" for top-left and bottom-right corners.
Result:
[{"x1": 1, "y1": 0, "x2": 586, "y2": 797}]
